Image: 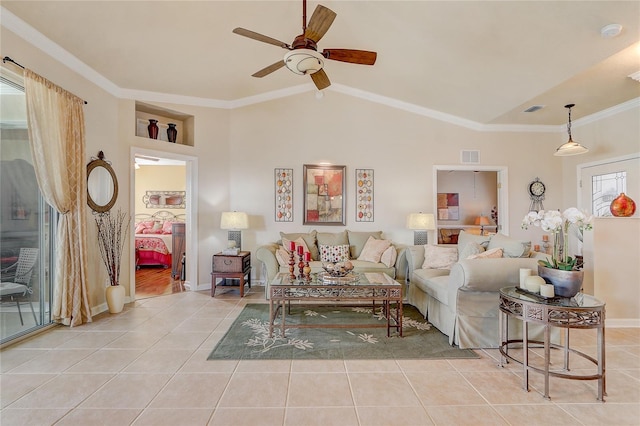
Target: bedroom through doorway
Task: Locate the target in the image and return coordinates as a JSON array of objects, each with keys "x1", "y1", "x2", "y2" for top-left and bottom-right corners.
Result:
[{"x1": 134, "y1": 153, "x2": 188, "y2": 299}]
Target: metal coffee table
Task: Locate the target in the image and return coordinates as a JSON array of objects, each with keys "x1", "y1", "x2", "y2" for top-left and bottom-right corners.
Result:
[{"x1": 268, "y1": 272, "x2": 403, "y2": 338}]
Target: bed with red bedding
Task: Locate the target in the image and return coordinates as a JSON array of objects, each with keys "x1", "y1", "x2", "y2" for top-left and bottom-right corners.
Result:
[{"x1": 134, "y1": 211, "x2": 184, "y2": 268}]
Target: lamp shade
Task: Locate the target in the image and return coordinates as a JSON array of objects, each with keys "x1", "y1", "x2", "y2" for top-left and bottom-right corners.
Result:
[
  {"x1": 406, "y1": 213, "x2": 435, "y2": 230},
  {"x1": 220, "y1": 211, "x2": 249, "y2": 230},
  {"x1": 475, "y1": 215, "x2": 491, "y2": 226},
  {"x1": 554, "y1": 103, "x2": 588, "y2": 156}
]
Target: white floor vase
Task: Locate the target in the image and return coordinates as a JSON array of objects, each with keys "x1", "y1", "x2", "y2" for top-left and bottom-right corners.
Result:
[{"x1": 105, "y1": 284, "x2": 125, "y2": 313}]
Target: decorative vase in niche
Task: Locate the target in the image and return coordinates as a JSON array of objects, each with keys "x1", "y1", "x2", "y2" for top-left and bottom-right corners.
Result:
[
  {"x1": 147, "y1": 119, "x2": 159, "y2": 139},
  {"x1": 105, "y1": 284, "x2": 125, "y2": 313},
  {"x1": 537, "y1": 265, "x2": 583, "y2": 298},
  {"x1": 610, "y1": 193, "x2": 636, "y2": 217},
  {"x1": 167, "y1": 123, "x2": 177, "y2": 143}
]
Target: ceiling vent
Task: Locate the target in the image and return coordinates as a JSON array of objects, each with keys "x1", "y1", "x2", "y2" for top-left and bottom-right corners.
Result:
[
  {"x1": 628, "y1": 71, "x2": 640, "y2": 83},
  {"x1": 460, "y1": 150, "x2": 480, "y2": 164},
  {"x1": 523, "y1": 105, "x2": 545, "y2": 113}
]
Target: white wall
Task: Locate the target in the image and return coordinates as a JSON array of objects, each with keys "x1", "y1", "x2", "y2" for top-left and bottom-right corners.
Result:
[{"x1": 4, "y1": 23, "x2": 639, "y2": 321}]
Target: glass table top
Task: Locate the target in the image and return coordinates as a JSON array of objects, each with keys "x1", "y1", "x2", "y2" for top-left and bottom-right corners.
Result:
[
  {"x1": 271, "y1": 272, "x2": 399, "y2": 287},
  {"x1": 500, "y1": 286, "x2": 604, "y2": 309}
]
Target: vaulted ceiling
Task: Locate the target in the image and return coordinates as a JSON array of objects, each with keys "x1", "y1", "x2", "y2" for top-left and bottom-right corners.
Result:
[{"x1": 2, "y1": 1, "x2": 639, "y2": 127}]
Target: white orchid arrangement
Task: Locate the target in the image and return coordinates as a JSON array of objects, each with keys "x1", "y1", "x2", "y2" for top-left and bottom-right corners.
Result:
[{"x1": 522, "y1": 208, "x2": 593, "y2": 271}]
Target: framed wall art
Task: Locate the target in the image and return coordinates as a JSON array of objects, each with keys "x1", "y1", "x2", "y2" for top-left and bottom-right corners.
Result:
[
  {"x1": 275, "y1": 168, "x2": 293, "y2": 222},
  {"x1": 303, "y1": 164, "x2": 346, "y2": 225},
  {"x1": 437, "y1": 192, "x2": 460, "y2": 220},
  {"x1": 355, "y1": 169, "x2": 374, "y2": 222},
  {"x1": 142, "y1": 190, "x2": 186, "y2": 209}
]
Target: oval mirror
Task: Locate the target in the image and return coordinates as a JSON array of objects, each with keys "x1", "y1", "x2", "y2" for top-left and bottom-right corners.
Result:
[{"x1": 87, "y1": 151, "x2": 118, "y2": 213}]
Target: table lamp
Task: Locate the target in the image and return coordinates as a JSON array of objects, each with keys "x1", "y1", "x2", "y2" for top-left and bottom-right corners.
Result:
[
  {"x1": 407, "y1": 213, "x2": 435, "y2": 245},
  {"x1": 475, "y1": 214, "x2": 491, "y2": 235},
  {"x1": 220, "y1": 211, "x2": 249, "y2": 250}
]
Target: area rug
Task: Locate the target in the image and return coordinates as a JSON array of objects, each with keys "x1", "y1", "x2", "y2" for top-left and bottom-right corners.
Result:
[{"x1": 208, "y1": 303, "x2": 478, "y2": 360}]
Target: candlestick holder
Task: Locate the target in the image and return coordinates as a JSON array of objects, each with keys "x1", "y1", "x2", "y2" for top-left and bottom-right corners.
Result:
[
  {"x1": 303, "y1": 260, "x2": 311, "y2": 281},
  {"x1": 289, "y1": 251, "x2": 296, "y2": 280},
  {"x1": 298, "y1": 253, "x2": 305, "y2": 281}
]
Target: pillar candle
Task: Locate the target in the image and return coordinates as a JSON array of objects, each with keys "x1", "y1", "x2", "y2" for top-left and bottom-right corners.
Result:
[
  {"x1": 542, "y1": 234, "x2": 549, "y2": 242},
  {"x1": 297, "y1": 244, "x2": 304, "y2": 255},
  {"x1": 540, "y1": 283, "x2": 555, "y2": 298},
  {"x1": 519, "y1": 268, "x2": 532, "y2": 289},
  {"x1": 304, "y1": 251, "x2": 311, "y2": 261},
  {"x1": 534, "y1": 244, "x2": 541, "y2": 252},
  {"x1": 525, "y1": 275, "x2": 545, "y2": 293},
  {"x1": 289, "y1": 241, "x2": 296, "y2": 251}
]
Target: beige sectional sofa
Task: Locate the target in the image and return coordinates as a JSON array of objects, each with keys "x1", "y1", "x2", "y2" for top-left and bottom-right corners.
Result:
[
  {"x1": 256, "y1": 230, "x2": 406, "y2": 295},
  {"x1": 406, "y1": 230, "x2": 547, "y2": 349}
]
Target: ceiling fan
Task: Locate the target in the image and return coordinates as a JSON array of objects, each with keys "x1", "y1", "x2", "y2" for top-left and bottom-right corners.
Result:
[{"x1": 232, "y1": 0, "x2": 377, "y2": 90}]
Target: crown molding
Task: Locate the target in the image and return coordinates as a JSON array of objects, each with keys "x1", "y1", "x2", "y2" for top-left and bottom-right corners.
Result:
[{"x1": 3, "y1": 6, "x2": 638, "y2": 134}]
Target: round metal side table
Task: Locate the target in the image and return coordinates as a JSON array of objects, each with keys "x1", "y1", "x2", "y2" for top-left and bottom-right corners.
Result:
[{"x1": 498, "y1": 286, "x2": 606, "y2": 401}]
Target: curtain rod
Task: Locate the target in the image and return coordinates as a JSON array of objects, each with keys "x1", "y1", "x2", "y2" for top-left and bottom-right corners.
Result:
[{"x1": 2, "y1": 56, "x2": 88, "y2": 104}]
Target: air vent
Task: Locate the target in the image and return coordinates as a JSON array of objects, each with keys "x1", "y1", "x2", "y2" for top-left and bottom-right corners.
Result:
[
  {"x1": 523, "y1": 105, "x2": 545, "y2": 113},
  {"x1": 628, "y1": 71, "x2": 640, "y2": 82},
  {"x1": 460, "y1": 150, "x2": 480, "y2": 164}
]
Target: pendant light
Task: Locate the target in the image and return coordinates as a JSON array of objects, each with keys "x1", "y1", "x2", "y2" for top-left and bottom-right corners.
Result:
[{"x1": 554, "y1": 103, "x2": 589, "y2": 156}]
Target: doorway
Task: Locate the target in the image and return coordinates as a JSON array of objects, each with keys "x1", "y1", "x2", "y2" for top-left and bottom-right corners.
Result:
[
  {"x1": 130, "y1": 147, "x2": 198, "y2": 301},
  {"x1": 433, "y1": 165, "x2": 509, "y2": 239}
]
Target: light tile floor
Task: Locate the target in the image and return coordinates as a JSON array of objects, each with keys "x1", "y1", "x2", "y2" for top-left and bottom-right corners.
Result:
[{"x1": 1, "y1": 286, "x2": 639, "y2": 426}]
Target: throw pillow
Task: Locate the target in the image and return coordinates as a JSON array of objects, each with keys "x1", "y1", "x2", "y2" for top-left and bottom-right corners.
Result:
[
  {"x1": 422, "y1": 244, "x2": 459, "y2": 270},
  {"x1": 319, "y1": 244, "x2": 350, "y2": 263},
  {"x1": 347, "y1": 230, "x2": 383, "y2": 258},
  {"x1": 357, "y1": 236, "x2": 391, "y2": 263},
  {"x1": 467, "y1": 247, "x2": 503, "y2": 259},
  {"x1": 317, "y1": 230, "x2": 349, "y2": 247},
  {"x1": 134, "y1": 223, "x2": 147, "y2": 234},
  {"x1": 280, "y1": 230, "x2": 318, "y2": 260},
  {"x1": 457, "y1": 230, "x2": 491, "y2": 258},
  {"x1": 281, "y1": 237, "x2": 310, "y2": 256},
  {"x1": 460, "y1": 242, "x2": 485, "y2": 259},
  {"x1": 380, "y1": 245, "x2": 398, "y2": 268},
  {"x1": 275, "y1": 247, "x2": 291, "y2": 267},
  {"x1": 151, "y1": 221, "x2": 163, "y2": 232},
  {"x1": 487, "y1": 233, "x2": 529, "y2": 258},
  {"x1": 161, "y1": 221, "x2": 175, "y2": 234}
]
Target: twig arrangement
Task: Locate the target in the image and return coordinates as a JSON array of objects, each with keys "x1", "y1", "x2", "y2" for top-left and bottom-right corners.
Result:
[{"x1": 96, "y1": 209, "x2": 130, "y2": 286}]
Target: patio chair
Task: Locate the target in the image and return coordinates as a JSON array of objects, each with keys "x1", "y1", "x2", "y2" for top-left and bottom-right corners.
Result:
[{"x1": 0, "y1": 248, "x2": 39, "y2": 326}]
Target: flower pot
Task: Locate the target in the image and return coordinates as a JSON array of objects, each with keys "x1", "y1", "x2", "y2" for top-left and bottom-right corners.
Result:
[
  {"x1": 537, "y1": 265, "x2": 583, "y2": 298},
  {"x1": 105, "y1": 284, "x2": 125, "y2": 313}
]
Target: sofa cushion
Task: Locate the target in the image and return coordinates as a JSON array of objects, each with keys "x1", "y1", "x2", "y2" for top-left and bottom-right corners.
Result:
[
  {"x1": 467, "y1": 247, "x2": 503, "y2": 259},
  {"x1": 411, "y1": 272, "x2": 449, "y2": 305},
  {"x1": 358, "y1": 236, "x2": 391, "y2": 263},
  {"x1": 422, "y1": 244, "x2": 458, "y2": 270},
  {"x1": 457, "y1": 230, "x2": 491, "y2": 257},
  {"x1": 487, "y1": 233, "x2": 530, "y2": 258},
  {"x1": 380, "y1": 245, "x2": 397, "y2": 267},
  {"x1": 460, "y1": 242, "x2": 485, "y2": 259},
  {"x1": 280, "y1": 230, "x2": 318, "y2": 260},
  {"x1": 347, "y1": 230, "x2": 383, "y2": 259},
  {"x1": 319, "y1": 244, "x2": 350, "y2": 263},
  {"x1": 317, "y1": 231, "x2": 349, "y2": 248}
]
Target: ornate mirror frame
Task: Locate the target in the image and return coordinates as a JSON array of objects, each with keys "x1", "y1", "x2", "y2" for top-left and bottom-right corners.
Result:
[{"x1": 87, "y1": 151, "x2": 118, "y2": 213}]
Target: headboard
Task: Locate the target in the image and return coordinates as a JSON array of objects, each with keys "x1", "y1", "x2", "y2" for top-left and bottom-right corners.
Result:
[{"x1": 134, "y1": 210, "x2": 186, "y2": 224}]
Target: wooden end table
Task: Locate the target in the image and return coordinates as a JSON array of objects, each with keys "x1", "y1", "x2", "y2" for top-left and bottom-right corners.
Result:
[{"x1": 211, "y1": 251, "x2": 251, "y2": 297}]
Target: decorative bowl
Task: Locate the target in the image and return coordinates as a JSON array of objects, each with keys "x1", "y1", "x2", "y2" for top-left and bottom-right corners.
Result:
[{"x1": 322, "y1": 261, "x2": 354, "y2": 277}]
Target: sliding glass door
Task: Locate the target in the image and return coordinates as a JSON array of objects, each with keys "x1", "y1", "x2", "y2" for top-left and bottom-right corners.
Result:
[{"x1": 1, "y1": 67, "x2": 54, "y2": 344}]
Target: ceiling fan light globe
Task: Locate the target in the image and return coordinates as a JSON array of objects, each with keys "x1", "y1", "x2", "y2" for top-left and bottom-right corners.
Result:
[{"x1": 284, "y1": 49, "x2": 324, "y2": 75}]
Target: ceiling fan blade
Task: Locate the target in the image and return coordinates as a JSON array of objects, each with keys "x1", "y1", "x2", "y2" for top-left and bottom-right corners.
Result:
[
  {"x1": 304, "y1": 5, "x2": 336, "y2": 43},
  {"x1": 310, "y1": 69, "x2": 331, "y2": 90},
  {"x1": 252, "y1": 60, "x2": 286, "y2": 78},
  {"x1": 232, "y1": 28, "x2": 290, "y2": 49},
  {"x1": 322, "y1": 49, "x2": 377, "y2": 65}
]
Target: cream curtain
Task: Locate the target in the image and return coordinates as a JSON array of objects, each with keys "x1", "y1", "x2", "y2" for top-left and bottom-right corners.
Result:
[{"x1": 24, "y1": 69, "x2": 91, "y2": 326}]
